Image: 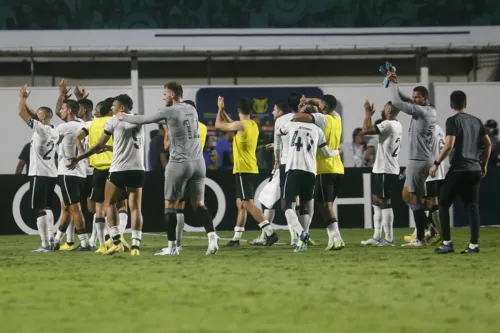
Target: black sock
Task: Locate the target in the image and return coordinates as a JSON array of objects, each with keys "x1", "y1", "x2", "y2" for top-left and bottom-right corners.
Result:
[
  {"x1": 413, "y1": 208, "x2": 427, "y2": 241},
  {"x1": 197, "y1": 206, "x2": 215, "y2": 233},
  {"x1": 105, "y1": 234, "x2": 110, "y2": 241},
  {"x1": 164, "y1": 209, "x2": 177, "y2": 241}
]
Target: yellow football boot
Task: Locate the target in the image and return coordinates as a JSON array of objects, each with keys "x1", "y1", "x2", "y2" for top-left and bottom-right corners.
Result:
[
  {"x1": 59, "y1": 242, "x2": 78, "y2": 251},
  {"x1": 103, "y1": 242, "x2": 124, "y2": 255}
]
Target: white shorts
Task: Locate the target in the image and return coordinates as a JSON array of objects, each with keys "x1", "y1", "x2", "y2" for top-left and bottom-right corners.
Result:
[{"x1": 258, "y1": 168, "x2": 281, "y2": 209}]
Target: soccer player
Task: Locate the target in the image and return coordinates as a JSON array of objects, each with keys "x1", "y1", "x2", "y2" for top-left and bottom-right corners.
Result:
[
  {"x1": 432, "y1": 90, "x2": 491, "y2": 254},
  {"x1": 277, "y1": 108, "x2": 340, "y2": 252},
  {"x1": 360, "y1": 101, "x2": 402, "y2": 246},
  {"x1": 75, "y1": 100, "x2": 130, "y2": 253},
  {"x1": 69, "y1": 94, "x2": 144, "y2": 256},
  {"x1": 51, "y1": 99, "x2": 91, "y2": 251},
  {"x1": 388, "y1": 73, "x2": 437, "y2": 247},
  {"x1": 248, "y1": 100, "x2": 292, "y2": 246},
  {"x1": 293, "y1": 94, "x2": 346, "y2": 250},
  {"x1": 168, "y1": 99, "x2": 208, "y2": 251},
  {"x1": 118, "y1": 83, "x2": 218, "y2": 256},
  {"x1": 215, "y1": 96, "x2": 280, "y2": 247},
  {"x1": 18, "y1": 85, "x2": 58, "y2": 252},
  {"x1": 404, "y1": 124, "x2": 449, "y2": 244}
]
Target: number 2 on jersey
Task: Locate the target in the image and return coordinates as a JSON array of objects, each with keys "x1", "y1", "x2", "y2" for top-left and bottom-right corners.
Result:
[
  {"x1": 42, "y1": 141, "x2": 55, "y2": 160},
  {"x1": 392, "y1": 137, "x2": 401, "y2": 157},
  {"x1": 131, "y1": 127, "x2": 141, "y2": 149}
]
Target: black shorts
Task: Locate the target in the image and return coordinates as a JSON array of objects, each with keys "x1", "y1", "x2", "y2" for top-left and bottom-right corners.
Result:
[
  {"x1": 424, "y1": 179, "x2": 444, "y2": 198},
  {"x1": 59, "y1": 175, "x2": 85, "y2": 206},
  {"x1": 235, "y1": 173, "x2": 255, "y2": 201},
  {"x1": 91, "y1": 169, "x2": 109, "y2": 203},
  {"x1": 279, "y1": 164, "x2": 286, "y2": 198},
  {"x1": 82, "y1": 174, "x2": 93, "y2": 199},
  {"x1": 109, "y1": 170, "x2": 145, "y2": 191},
  {"x1": 283, "y1": 170, "x2": 316, "y2": 202},
  {"x1": 315, "y1": 173, "x2": 343, "y2": 202},
  {"x1": 372, "y1": 173, "x2": 398, "y2": 199},
  {"x1": 30, "y1": 176, "x2": 57, "y2": 211}
]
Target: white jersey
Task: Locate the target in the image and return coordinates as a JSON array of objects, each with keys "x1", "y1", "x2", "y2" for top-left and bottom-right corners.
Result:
[
  {"x1": 273, "y1": 112, "x2": 294, "y2": 165},
  {"x1": 83, "y1": 120, "x2": 94, "y2": 176},
  {"x1": 56, "y1": 119, "x2": 87, "y2": 178},
  {"x1": 104, "y1": 115, "x2": 145, "y2": 173},
  {"x1": 27, "y1": 119, "x2": 58, "y2": 177},
  {"x1": 372, "y1": 120, "x2": 403, "y2": 175},
  {"x1": 426, "y1": 125, "x2": 450, "y2": 182},
  {"x1": 278, "y1": 121, "x2": 327, "y2": 175},
  {"x1": 311, "y1": 111, "x2": 342, "y2": 131}
]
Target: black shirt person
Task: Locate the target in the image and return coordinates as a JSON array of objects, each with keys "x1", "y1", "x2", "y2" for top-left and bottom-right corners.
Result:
[
  {"x1": 429, "y1": 90, "x2": 492, "y2": 254},
  {"x1": 16, "y1": 142, "x2": 30, "y2": 174}
]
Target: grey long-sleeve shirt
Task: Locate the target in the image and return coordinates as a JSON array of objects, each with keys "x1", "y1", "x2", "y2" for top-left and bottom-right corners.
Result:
[
  {"x1": 122, "y1": 102, "x2": 202, "y2": 163},
  {"x1": 390, "y1": 84, "x2": 437, "y2": 161}
]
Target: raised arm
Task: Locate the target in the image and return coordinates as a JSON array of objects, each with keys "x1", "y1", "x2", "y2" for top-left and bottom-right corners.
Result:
[
  {"x1": 18, "y1": 85, "x2": 37, "y2": 124},
  {"x1": 215, "y1": 96, "x2": 243, "y2": 132},
  {"x1": 293, "y1": 113, "x2": 314, "y2": 123},
  {"x1": 56, "y1": 79, "x2": 72, "y2": 119},
  {"x1": 362, "y1": 100, "x2": 378, "y2": 134}
]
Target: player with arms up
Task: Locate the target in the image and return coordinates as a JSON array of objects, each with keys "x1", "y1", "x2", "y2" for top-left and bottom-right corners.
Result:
[
  {"x1": 118, "y1": 83, "x2": 219, "y2": 256},
  {"x1": 388, "y1": 73, "x2": 437, "y2": 247},
  {"x1": 69, "y1": 94, "x2": 144, "y2": 256},
  {"x1": 293, "y1": 94, "x2": 346, "y2": 250},
  {"x1": 277, "y1": 108, "x2": 340, "y2": 252},
  {"x1": 360, "y1": 101, "x2": 402, "y2": 246},
  {"x1": 216, "y1": 96, "x2": 280, "y2": 247},
  {"x1": 18, "y1": 85, "x2": 59, "y2": 252}
]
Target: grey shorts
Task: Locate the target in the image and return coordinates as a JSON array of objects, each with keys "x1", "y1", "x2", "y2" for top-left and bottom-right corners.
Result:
[
  {"x1": 164, "y1": 158, "x2": 206, "y2": 201},
  {"x1": 404, "y1": 160, "x2": 434, "y2": 196}
]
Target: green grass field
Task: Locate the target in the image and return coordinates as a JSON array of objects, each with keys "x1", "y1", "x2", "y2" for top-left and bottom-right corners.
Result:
[{"x1": 1, "y1": 228, "x2": 499, "y2": 333}]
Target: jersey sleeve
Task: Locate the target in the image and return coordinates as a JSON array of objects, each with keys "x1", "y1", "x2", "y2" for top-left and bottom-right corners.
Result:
[
  {"x1": 445, "y1": 117, "x2": 457, "y2": 136},
  {"x1": 277, "y1": 122, "x2": 290, "y2": 136},
  {"x1": 31, "y1": 120, "x2": 51, "y2": 139},
  {"x1": 317, "y1": 129, "x2": 327, "y2": 148},
  {"x1": 390, "y1": 84, "x2": 429, "y2": 118},
  {"x1": 122, "y1": 107, "x2": 172, "y2": 125},
  {"x1": 104, "y1": 117, "x2": 116, "y2": 135},
  {"x1": 82, "y1": 121, "x2": 91, "y2": 134},
  {"x1": 311, "y1": 113, "x2": 327, "y2": 131},
  {"x1": 375, "y1": 120, "x2": 391, "y2": 135}
]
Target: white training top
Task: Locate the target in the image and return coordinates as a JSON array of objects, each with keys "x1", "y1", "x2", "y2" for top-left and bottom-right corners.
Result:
[
  {"x1": 83, "y1": 120, "x2": 94, "y2": 176},
  {"x1": 278, "y1": 121, "x2": 332, "y2": 175},
  {"x1": 56, "y1": 119, "x2": 87, "y2": 178},
  {"x1": 372, "y1": 120, "x2": 403, "y2": 175},
  {"x1": 27, "y1": 119, "x2": 58, "y2": 177},
  {"x1": 426, "y1": 125, "x2": 450, "y2": 182},
  {"x1": 273, "y1": 112, "x2": 294, "y2": 165},
  {"x1": 104, "y1": 115, "x2": 145, "y2": 173}
]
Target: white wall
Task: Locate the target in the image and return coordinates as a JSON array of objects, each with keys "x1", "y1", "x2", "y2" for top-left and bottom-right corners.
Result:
[{"x1": 1, "y1": 82, "x2": 498, "y2": 175}]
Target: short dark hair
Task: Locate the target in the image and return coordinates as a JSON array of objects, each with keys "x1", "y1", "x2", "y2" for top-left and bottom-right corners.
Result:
[
  {"x1": 63, "y1": 99, "x2": 80, "y2": 115},
  {"x1": 287, "y1": 92, "x2": 303, "y2": 112},
  {"x1": 105, "y1": 97, "x2": 115, "y2": 105},
  {"x1": 413, "y1": 86, "x2": 429, "y2": 99},
  {"x1": 150, "y1": 129, "x2": 158, "y2": 140},
  {"x1": 165, "y1": 81, "x2": 183, "y2": 98},
  {"x1": 276, "y1": 100, "x2": 289, "y2": 113},
  {"x1": 96, "y1": 101, "x2": 111, "y2": 116},
  {"x1": 322, "y1": 94, "x2": 337, "y2": 111},
  {"x1": 450, "y1": 90, "x2": 467, "y2": 110},
  {"x1": 78, "y1": 98, "x2": 93, "y2": 113},
  {"x1": 38, "y1": 106, "x2": 53, "y2": 118},
  {"x1": 114, "y1": 94, "x2": 134, "y2": 111},
  {"x1": 239, "y1": 98, "x2": 253, "y2": 115},
  {"x1": 386, "y1": 101, "x2": 399, "y2": 116},
  {"x1": 184, "y1": 100, "x2": 196, "y2": 108}
]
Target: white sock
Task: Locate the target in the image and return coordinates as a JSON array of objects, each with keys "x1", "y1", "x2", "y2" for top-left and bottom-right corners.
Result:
[
  {"x1": 176, "y1": 213, "x2": 185, "y2": 247},
  {"x1": 431, "y1": 209, "x2": 441, "y2": 230},
  {"x1": 36, "y1": 214, "x2": 48, "y2": 247},
  {"x1": 45, "y1": 209, "x2": 54, "y2": 241},
  {"x1": 168, "y1": 240, "x2": 176, "y2": 249},
  {"x1": 96, "y1": 223, "x2": 105, "y2": 246},
  {"x1": 132, "y1": 230, "x2": 142, "y2": 247},
  {"x1": 381, "y1": 208, "x2": 394, "y2": 242},
  {"x1": 233, "y1": 226, "x2": 244, "y2": 241},
  {"x1": 411, "y1": 228, "x2": 417, "y2": 238},
  {"x1": 66, "y1": 221, "x2": 75, "y2": 243},
  {"x1": 118, "y1": 211, "x2": 128, "y2": 235},
  {"x1": 258, "y1": 220, "x2": 273, "y2": 237},
  {"x1": 469, "y1": 243, "x2": 478, "y2": 249},
  {"x1": 77, "y1": 233, "x2": 89, "y2": 248},
  {"x1": 108, "y1": 225, "x2": 120, "y2": 241},
  {"x1": 443, "y1": 240, "x2": 452, "y2": 245},
  {"x1": 89, "y1": 214, "x2": 97, "y2": 246},
  {"x1": 263, "y1": 209, "x2": 275, "y2": 224},
  {"x1": 285, "y1": 209, "x2": 304, "y2": 235},
  {"x1": 289, "y1": 225, "x2": 297, "y2": 241},
  {"x1": 104, "y1": 218, "x2": 110, "y2": 238},
  {"x1": 372, "y1": 205, "x2": 382, "y2": 240},
  {"x1": 55, "y1": 228, "x2": 65, "y2": 244},
  {"x1": 299, "y1": 214, "x2": 310, "y2": 232},
  {"x1": 305, "y1": 200, "x2": 314, "y2": 233}
]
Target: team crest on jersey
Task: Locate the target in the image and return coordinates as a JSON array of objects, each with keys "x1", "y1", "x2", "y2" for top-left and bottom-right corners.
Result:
[{"x1": 253, "y1": 98, "x2": 268, "y2": 114}]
